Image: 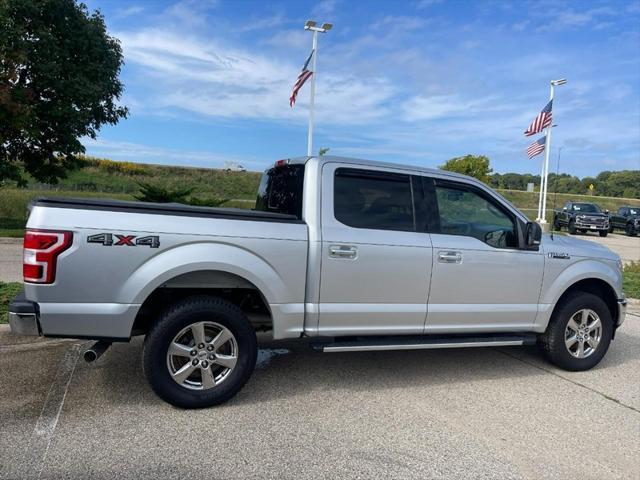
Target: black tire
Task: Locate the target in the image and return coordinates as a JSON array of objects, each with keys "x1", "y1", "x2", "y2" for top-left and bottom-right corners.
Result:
[
  {"x1": 568, "y1": 220, "x2": 577, "y2": 234},
  {"x1": 538, "y1": 292, "x2": 613, "y2": 371},
  {"x1": 143, "y1": 295, "x2": 257, "y2": 408},
  {"x1": 553, "y1": 216, "x2": 561, "y2": 231},
  {"x1": 599, "y1": 230, "x2": 608, "y2": 237},
  {"x1": 626, "y1": 223, "x2": 637, "y2": 237}
]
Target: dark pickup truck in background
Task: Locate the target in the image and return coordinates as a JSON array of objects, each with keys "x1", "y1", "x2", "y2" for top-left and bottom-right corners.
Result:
[
  {"x1": 608, "y1": 206, "x2": 639, "y2": 236},
  {"x1": 553, "y1": 201, "x2": 610, "y2": 236}
]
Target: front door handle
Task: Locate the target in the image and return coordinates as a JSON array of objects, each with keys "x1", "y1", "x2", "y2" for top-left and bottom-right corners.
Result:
[
  {"x1": 329, "y1": 245, "x2": 357, "y2": 259},
  {"x1": 438, "y1": 251, "x2": 463, "y2": 264}
]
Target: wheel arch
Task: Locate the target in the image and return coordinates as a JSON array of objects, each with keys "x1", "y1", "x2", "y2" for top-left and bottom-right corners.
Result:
[
  {"x1": 547, "y1": 278, "x2": 619, "y2": 332},
  {"x1": 119, "y1": 242, "x2": 299, "y2": 339}
]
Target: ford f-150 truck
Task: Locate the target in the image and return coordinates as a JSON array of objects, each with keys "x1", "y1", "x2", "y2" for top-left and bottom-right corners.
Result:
[
  {"x1": 9, "y1": 156, "x2": 627, "y2": 408},
  {"x1": 608, "y1": 206, "x2": 639, "y2": 236},
  {"x1": 553, "y1": 201, "x2": 610, "y2": 236}
]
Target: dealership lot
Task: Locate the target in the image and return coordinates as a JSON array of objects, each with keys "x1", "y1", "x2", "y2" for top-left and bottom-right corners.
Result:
[
  {"x1": 1, "y1": 304, "x2": 639, "y2": 479},
  {"x1": 1, "y1": 232, "x2": 639, "y2": 479}
]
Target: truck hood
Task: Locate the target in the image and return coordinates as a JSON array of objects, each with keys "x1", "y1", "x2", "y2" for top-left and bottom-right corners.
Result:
[
  {"x1": 542, "y1": 234, "x2": 619, "y2": 262},
  {"x1": 573, "y1": 212, "x2": 608, "y2": 218}
]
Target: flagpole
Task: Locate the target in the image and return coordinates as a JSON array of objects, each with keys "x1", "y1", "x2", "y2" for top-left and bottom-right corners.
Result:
[
  {"x1": 307, "y1": 30, "x2": 318, "y2": 157},
  {"x1": 303, "y1": 21, "x2": 332, "y2": 157},
  {"x1": 537, "y1": 153, "x2": 545, "y2": 221},
  {"x1": 539, "y1": 78, "x2": 566, "y2": 226}
]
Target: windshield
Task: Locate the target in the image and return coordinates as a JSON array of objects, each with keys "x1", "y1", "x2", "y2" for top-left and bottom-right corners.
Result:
[
  {"x1": 255, "y1": 163, "x2": 305, "y2": 219},
  {"x1": 571, "y1": 203, "x2": 601, "y2": 213}
]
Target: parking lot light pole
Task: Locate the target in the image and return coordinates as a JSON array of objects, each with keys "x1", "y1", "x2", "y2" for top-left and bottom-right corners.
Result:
[
  {"x1": 539, "y1": 78, "x2": 567, "y2": 226},
  {"x1": 304, "y1": 20, "x2": 332, "y2": 157}
]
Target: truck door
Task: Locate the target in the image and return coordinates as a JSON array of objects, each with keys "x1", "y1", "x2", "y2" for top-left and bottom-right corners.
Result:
[
  {"x1": 425, "y1": 177, "x2": 544, "y2": 332},
  {"x1": 317, "y1": 163, "x2": 433, "y2": 336}
]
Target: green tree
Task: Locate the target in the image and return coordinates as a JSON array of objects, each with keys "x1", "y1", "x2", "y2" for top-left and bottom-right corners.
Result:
[
  {"x1": 0, "y1": 0, "x2": 127, "y2": 184},
  {"x1": 440, "y1": 155, "x2": 493, "y2": 184}
]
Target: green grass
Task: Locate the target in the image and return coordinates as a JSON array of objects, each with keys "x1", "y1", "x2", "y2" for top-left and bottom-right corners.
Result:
[
  {"x1": 623, "y1": 262, "x2": 640, "y2": 300},
  {"x1": 0, "y1": 282, "x2": 23, "y2": 324},
  {"x1": 497, "y1": 189, "x2": 640, "y2": 223}
]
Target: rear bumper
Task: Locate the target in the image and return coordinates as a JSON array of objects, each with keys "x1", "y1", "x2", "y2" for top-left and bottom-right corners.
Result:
[
  {"x1": 8, "y1": 289, "x2": 138, "y2": 340},
  {"x1": 8, "y1": 290, "x2": 40, "y2": 336}
]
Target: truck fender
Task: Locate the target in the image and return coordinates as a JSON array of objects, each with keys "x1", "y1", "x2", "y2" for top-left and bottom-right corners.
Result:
[
  {"x1": 116, "y1": 241, "x2": 287, "y2": 306},
  {"x1": 535, "y1": 259, "x2": 622, "y2": 331}
]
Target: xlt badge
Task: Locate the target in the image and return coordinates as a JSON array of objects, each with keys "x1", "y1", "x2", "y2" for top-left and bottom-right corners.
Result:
[{"x1": 548, "y1": 252, "x2": 570, "y2": 260}]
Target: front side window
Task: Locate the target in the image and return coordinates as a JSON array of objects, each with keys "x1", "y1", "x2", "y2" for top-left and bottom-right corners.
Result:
[
  {"x1": 435, "y1": 184, "x2": 518, "y2": 248},
  {"x1": 334, "y1": 168, "x2": 415, "y2": 232}
]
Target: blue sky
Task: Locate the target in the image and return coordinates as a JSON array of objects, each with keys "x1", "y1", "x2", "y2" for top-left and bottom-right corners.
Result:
[{"x1": 82, "y1": 0, "x2": 640, "y2": 176}]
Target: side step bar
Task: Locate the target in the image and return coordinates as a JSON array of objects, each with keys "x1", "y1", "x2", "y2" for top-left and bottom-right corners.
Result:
[{"x1": 311, "y1": 333, "x2": 537, "y2": 353}]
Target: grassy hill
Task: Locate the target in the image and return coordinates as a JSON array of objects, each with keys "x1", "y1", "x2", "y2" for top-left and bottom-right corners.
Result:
[{"x1": 1, "y1": 157, "x2": 638, "y2": 236}]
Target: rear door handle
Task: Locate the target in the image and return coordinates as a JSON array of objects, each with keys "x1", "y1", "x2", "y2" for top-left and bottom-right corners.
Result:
[
  {"x1": 329, "y1": 245, "x2": 357, "y2": 259},
  {"x1": 438, "y1": 251, "x2": 463, "y2": 264}
]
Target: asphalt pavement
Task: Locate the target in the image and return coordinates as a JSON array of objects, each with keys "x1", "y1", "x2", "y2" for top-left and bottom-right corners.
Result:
[{"x1": 1, "y1": 302, "x2": 639, "y2": 479}]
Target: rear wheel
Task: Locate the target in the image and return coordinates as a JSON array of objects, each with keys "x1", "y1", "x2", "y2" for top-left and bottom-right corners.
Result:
[
  {"x1": 538, "y1": 292, "x2": 613, "y2": 371},
  {"x1": 143, "y1": 295, "x2": 257, "y2": 408},
  {"x1": 626, "y1": 223, "x2": 637, "y2": 237},
  {"x1": 599, "y1": 230, "x2": 608, "y2": 237},
  {"x1": 568, "y1": 220, "x2": 577, "y2": 234}
]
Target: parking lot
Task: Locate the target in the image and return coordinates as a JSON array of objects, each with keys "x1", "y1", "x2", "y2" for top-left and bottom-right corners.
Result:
[
  {"x1": 1, "y1": 232, "x2": 639, "y2": 479},
  {"x1": 1, "y1": 308, "x2": 639, "y2": 479}
]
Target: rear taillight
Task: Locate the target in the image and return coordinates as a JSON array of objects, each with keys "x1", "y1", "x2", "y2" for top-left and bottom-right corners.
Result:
[{"x1": 23, "y1": 230, "x2": 73, "y2": 284}]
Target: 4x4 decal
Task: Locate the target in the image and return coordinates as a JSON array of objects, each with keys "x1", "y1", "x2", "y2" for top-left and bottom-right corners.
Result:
[{"x1": 87, "y1": 233, "x2": 160, "y2": 248}]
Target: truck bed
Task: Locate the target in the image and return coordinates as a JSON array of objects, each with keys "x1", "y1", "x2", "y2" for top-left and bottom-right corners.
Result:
[{"x1": 31, "y1": 197, "x2": 302, "y2": 223}]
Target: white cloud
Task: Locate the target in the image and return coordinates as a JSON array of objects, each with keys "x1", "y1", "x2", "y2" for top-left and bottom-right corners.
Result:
[
  {"x1": 415, "y1": 0, "x2": 443, "y2": 9},
  {"x1": 115, "y1": 5, "x2": 144, "y2": 19},
  {"x1": 312, "y1": 0, "x2": 339, "y2": 18},
  {"x1": 401, "y1": 94, "x2": 501, "y2": 121},
  {"x1": 118, "y1": 28, "x2": 395, "y2": 125}
]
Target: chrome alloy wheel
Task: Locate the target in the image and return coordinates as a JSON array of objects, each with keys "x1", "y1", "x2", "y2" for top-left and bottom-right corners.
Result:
[
  {"x1": 166, "y1": 322, "x2": 238, "y2": 390},
  {"x1": 564, "y1": 309, "x2": 602, "y2": 359}
]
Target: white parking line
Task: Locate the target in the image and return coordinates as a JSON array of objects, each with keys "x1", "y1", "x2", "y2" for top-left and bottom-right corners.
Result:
[{"x1": 25, "y1": 343, "x2": 82, "y2": 479}]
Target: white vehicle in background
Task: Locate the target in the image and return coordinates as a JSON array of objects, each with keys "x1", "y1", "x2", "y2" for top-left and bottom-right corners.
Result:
[{"x1": 224, "y1": 161, "x2": 246, "y2": 172}]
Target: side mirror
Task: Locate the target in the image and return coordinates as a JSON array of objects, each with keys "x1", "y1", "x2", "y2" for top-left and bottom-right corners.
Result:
[
  {"x1": 604, "y1": 209, "x2": 609, "y2": 214},
  {"x1": 526, "y1": 221, "x2": 542, "y2": 248},
  {"x1": 562, "y1": 207, "x2": 567, "y2": 211}
]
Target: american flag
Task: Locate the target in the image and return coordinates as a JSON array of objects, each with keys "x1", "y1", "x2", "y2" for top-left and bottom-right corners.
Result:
[
  {"x1": 527, "y1": 136, "x2": 546, "y2": 158},
  {"x1": 289, "y1": 49, "x2": 314, "y2": 108},
  {"x1": 524, "y1": 100, "x2": 553, "y2": 136}
]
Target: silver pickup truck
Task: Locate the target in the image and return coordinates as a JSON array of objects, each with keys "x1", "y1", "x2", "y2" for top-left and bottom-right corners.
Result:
[{"x1": 9, "y1": 156, "x2": 627, "y2": 408}]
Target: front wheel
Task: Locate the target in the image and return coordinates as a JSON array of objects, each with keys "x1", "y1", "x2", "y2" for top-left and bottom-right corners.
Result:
[
  {"x1": 568, "y1": 220, "x2": 577, "y2": 234},
  {"x1": 626, "y1": 223, "x2": 637, "y2": 237},
  {"x1": 538, "y1": 292, "x2": 613, "y2": 371},
  {"x1": 599, "y1": 230, "x2": 608, "y2": 237},
  {"x1": 553, "y1": 216, "x2": 562, "y2": 231},
  {"x1": 143, "y1": 295, "x2": 257, "y2": 408}
]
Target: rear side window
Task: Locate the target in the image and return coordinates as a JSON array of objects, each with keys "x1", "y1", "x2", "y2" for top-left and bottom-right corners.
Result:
[
  {"x1": 255, "y1": 164, "x2": 305, "y2": 219},
  {"x1": 334, "y1": 168, "x2": 415, "y2": 232}
]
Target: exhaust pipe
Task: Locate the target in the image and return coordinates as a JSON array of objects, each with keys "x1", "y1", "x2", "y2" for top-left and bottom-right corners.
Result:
[{"x1": 83, "y1": 340, "x2": 112, "y2": 363}]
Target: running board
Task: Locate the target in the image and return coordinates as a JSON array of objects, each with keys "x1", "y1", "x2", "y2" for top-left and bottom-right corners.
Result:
[{"x1": 311, "y1": 333, "x2": 537, "y2": 353}]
